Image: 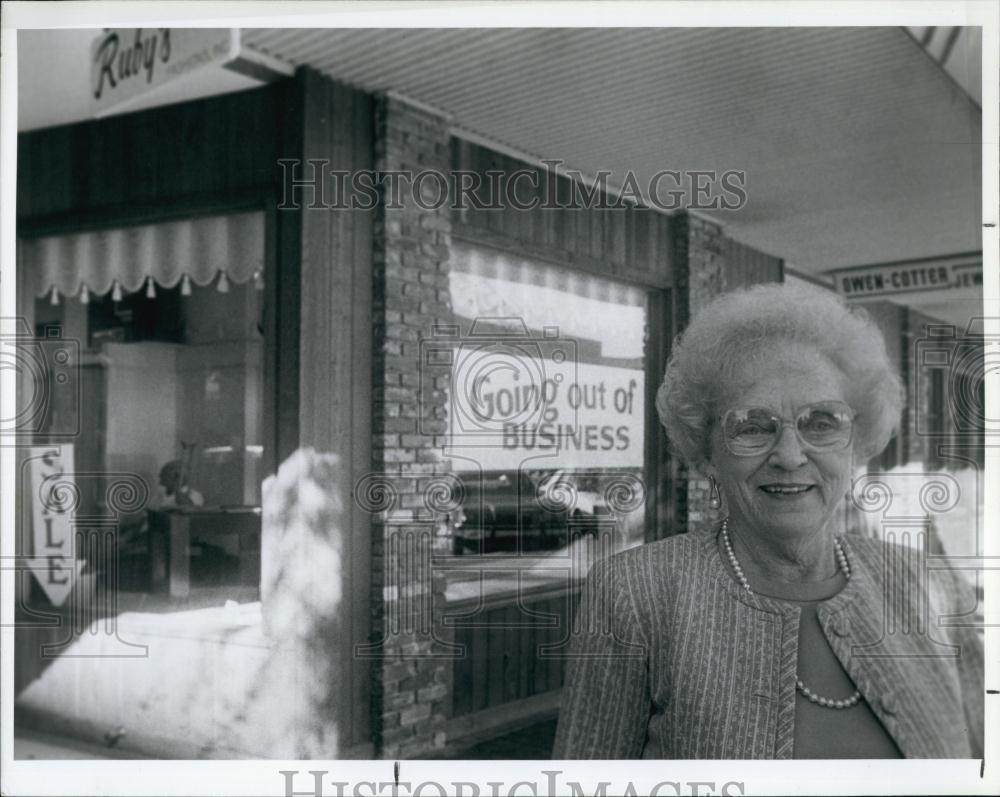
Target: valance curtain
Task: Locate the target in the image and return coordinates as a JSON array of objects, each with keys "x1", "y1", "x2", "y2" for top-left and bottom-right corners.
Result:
[
  {"x1": 449, "y1": 241, "x2": 648, "y2": 360},
  {"x1": 18, "y1": 211, "x2": 265, "y2": 300}
]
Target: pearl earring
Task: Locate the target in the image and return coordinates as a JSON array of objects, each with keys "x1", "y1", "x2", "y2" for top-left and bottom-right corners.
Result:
[{"x1": 708, "y1": 476, "x2": 722, "y2": 510}]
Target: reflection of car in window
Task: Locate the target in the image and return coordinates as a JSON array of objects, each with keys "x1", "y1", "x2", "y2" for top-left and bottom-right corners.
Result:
[{"x1": 453, "y1": 470, "x2": 615, "y2": 554}]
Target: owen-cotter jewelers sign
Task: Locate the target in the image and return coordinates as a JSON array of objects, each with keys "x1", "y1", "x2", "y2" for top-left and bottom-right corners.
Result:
[{"x1": 830, "y1": 253, "x2": 982, "y2": 299}]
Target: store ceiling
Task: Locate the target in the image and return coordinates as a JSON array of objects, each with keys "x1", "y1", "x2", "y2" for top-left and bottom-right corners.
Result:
[{"x1": 18, "y1": 27, "x2": 984, "y2": 324}]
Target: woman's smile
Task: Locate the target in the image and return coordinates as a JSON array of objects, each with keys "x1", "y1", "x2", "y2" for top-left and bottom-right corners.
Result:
[
  {"x1": 707, "y1": 343, "x2": 855, "y2": 539},
  {"x1": 758, "y1": 483, "x2": 815, "y2": 497}
]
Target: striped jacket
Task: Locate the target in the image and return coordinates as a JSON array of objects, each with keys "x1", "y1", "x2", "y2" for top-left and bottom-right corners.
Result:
[{"x1": 553, "y1": 523, "x2": 984, "y2": 759}]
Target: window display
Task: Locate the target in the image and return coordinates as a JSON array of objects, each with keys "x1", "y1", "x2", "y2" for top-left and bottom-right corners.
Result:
[{"x1": 18, "y1": 212, "x2": 265, "y2": 601}]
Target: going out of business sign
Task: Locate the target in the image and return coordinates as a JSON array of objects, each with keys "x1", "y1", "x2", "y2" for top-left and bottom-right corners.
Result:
[
  {"x1": 831, "y1": 255, "x2": 982, "y2": 299},
  {"x1": 446, "y1": 351, "x2": 645, "y2": 471}
]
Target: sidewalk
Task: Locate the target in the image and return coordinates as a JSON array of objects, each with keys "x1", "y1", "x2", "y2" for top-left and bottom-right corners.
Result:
[
  {"x1": 15, "y1": 719, "x2": 558, "y2": 760},
  {"x1": 15, "y1": 728, "x2": 147, "y2": 760}
]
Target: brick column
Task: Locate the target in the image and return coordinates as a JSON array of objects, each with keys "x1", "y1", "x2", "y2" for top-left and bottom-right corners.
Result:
[
  {"x1": 903, "y1": 309, "x2": 936, "y2": 468},
  {"x1": 672, "y1": 212, "x2": 729, "y2": 526},
  {"x1": 368, "y1": 95, "x2": 455, "y2": 758}
]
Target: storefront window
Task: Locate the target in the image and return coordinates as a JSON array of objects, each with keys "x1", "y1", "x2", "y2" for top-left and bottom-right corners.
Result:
[
  {"x1": 440, "y1": 242, "x2": 651, "y2": 711},
  {"x1": 445, "y1": 242, "x2": 649, "y2": 574},
  {"x1": 18, "y1": 212, "x2": 265, "y2": 603}
]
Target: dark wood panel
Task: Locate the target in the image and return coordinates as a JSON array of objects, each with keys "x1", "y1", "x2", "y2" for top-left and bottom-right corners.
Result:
[
  {"x1": 453, "y1": 630, "x2": 474, "y2": 716},
  {"x1": 17, "y1": 84, "x2": 283, "y2": 232},
  {"x1": 539, "y1": 597, "x2": 557, "y2": 687},
  {"x1": 294, "y1": 68, "x2": 375, "y2": 748},
  {"x1": 502, "y1": 603, "x2": 519, "y2": 703},
  {"x1": 520, "y1": 610, "x2": 535, "y2": 702},
  {"x1": 436, "y1": 689, "x2": 562, "y2": 757},
  {"x1": 546, "y1": 595, "x2": 564, "y2": 690},
  {"x1": 471, "y1": 620, "x2": 489, "y2": 712},
  {"x1": 487, "y1": 609, "x2": 505, "y2": 707},
  {"x1": 450, "y1": 587, "x2": 579, "y2": 717},
  {"x1": 645, "y1": 288, "x2": 675, "y2": 540},
  {"x1": 451, "y1": 139, "x2": 674, "y2": 289},
  {"x1": 724, "y1": 237, "x2": 784, "y2": 290},
  {"x1": 272, "y1": 76, "x2": 305, "y2": 470}
]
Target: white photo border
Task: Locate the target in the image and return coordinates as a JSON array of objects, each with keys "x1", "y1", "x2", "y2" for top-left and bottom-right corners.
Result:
[{"x1": 1, "y1": 2, "x2": 997, "y2": 795}]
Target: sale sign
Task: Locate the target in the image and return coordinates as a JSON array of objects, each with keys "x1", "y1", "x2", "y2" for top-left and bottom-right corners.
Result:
[{"x1": 29, "y1": 445, "x2": 81, "y2": 606}]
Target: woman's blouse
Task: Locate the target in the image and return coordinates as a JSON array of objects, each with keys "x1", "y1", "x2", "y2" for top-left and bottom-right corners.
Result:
[
  {"x1": 730, "y1": 546, "x2": 904, "y2": 758},
  {"x1": 552, "y1": 524, "x2": 983, "y2": 759}
]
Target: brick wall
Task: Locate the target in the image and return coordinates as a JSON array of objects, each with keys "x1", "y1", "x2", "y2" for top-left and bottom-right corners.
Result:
[
  {"x1": 860, "y1": 301, "x2": 907, "y2": 469},
  {"x1": 672, "y1": 212, "x2": 728, "y2": 526},
  {"x1": 685, "y1": 213, "x2": 729, "y2": 315},
  {"x1": 904, "y1": 309, "x2": 941, "y2": 469},
  {"x1": 670, "y1": 212, "x2": 788, "y2": 527},
  {"x1": 369, "y1": 95, "x2": 455, "y2": 758}
]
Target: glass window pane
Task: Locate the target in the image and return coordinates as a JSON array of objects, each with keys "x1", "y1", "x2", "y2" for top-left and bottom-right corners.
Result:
[
  {"x1": 21, "y1": 214, "x2": 264, "y2": 603},
  {"x1": 445, "y1": 242, "x2": 649, "y2": 597}
]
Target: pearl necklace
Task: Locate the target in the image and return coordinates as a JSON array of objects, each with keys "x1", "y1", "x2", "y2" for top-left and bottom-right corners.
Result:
[{"x1": 721, "y1": 517, "x2": 862, "y2": 711}]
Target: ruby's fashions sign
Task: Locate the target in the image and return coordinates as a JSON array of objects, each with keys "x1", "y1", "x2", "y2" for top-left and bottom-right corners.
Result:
[
  {"x1": 89, "y1": 29, "x2": 292, "y2": 118},
  {"x1": 90, "y1": 29, "x2": 233, "y2": 115}
]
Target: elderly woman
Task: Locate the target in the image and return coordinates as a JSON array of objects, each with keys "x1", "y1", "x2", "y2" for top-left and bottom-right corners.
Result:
[{"x1": 553, "y1": 282, "x2": 983, "y2": 759}]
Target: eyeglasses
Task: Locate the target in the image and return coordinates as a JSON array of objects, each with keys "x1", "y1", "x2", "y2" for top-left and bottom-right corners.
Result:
[{"x1": 720, "y1": 400, "x2": 855, "y2": 457}]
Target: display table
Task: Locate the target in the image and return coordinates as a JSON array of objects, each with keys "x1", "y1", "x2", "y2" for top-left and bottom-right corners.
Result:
[{"x1": 148, "y1": 506, "x2": 262, "y2": 597}]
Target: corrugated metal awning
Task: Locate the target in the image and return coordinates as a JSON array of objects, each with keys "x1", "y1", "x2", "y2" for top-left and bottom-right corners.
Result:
[{"x1": 243, "y1": 27, "x2": 982, "y2": 278}]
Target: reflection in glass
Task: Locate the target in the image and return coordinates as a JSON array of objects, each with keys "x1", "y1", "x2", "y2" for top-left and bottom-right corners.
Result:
[
  {"x1": 446, "y1": 243, "x2": 649, "y2": 576},
  {"x1": 29, "y1": 256, "x2": 263, "y2": 598}
]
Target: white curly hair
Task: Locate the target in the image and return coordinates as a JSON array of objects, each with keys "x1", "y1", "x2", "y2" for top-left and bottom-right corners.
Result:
[{"x1": 655, "y1": 281, "x2": 904, "y2": 468}]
